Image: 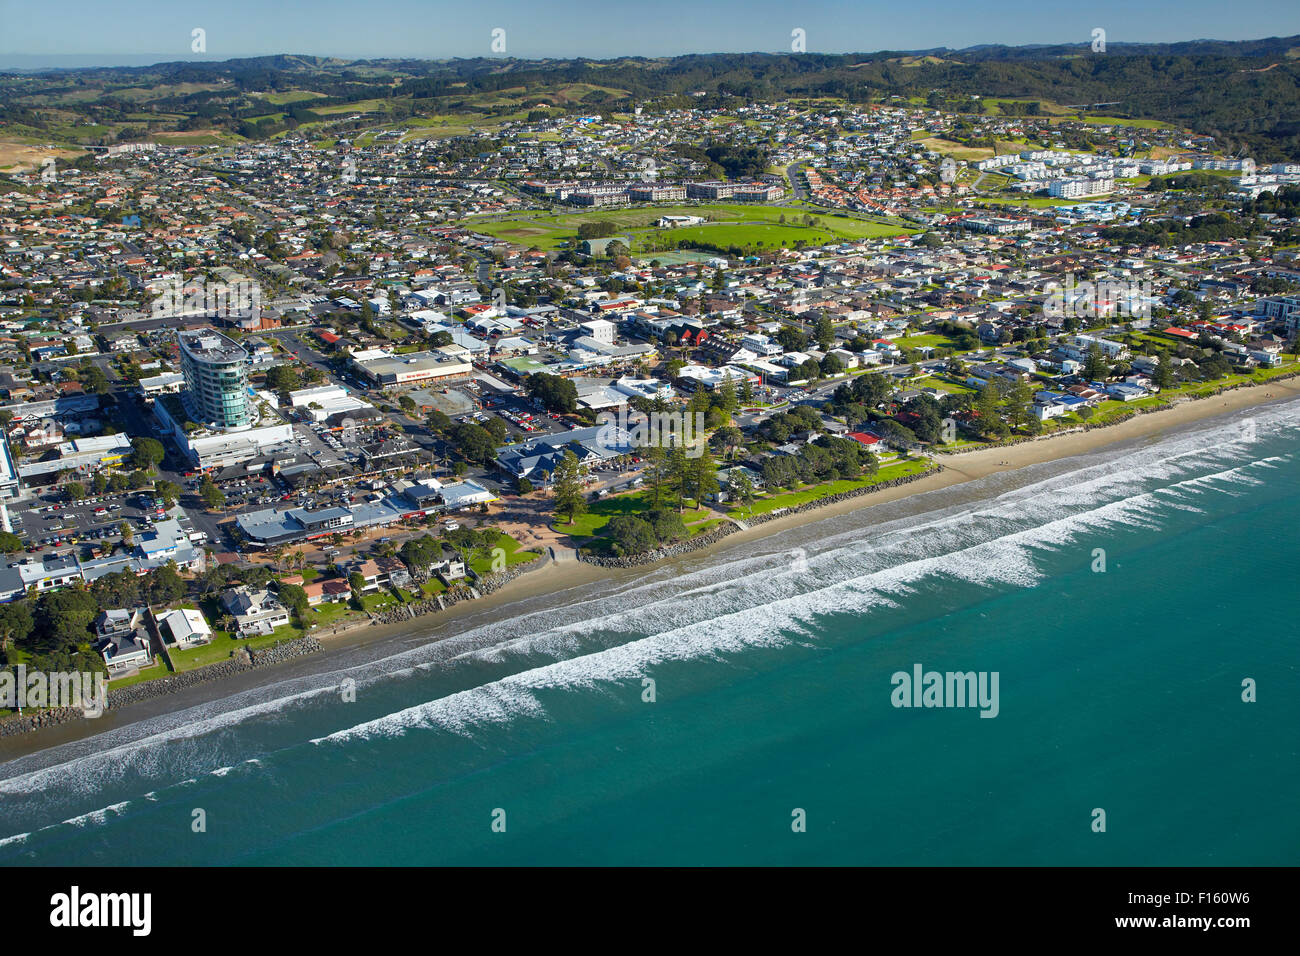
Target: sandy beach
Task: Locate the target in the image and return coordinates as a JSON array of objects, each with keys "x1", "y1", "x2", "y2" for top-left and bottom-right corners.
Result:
[{"x1": 2, "y1": 376, "x2": 1296, "y2": 762}]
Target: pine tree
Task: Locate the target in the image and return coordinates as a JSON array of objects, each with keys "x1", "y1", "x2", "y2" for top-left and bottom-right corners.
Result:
[{"x1": 551, "y1": 450, "x2": 587, "y2": 526}]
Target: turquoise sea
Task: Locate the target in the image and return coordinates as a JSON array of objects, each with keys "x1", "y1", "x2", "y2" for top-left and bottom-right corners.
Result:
[{"x1": 1, "y1": 400, "x2": 1297, "y2": 865}]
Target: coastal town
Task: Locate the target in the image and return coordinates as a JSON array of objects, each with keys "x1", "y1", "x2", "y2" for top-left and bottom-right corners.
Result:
[{"x1": 3, "y1": 82, "x2": 1300, "y2": 716}]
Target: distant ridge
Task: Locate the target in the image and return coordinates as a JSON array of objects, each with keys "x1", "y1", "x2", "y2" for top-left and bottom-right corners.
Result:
[{"x1": 2, "y1": 35, "x2": 1299, "y2": 160}]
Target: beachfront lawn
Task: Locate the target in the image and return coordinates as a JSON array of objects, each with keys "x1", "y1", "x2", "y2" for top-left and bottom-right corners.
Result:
[
  {"x1": 359, "y1": 592, "x2": 400, "y2": 613},
  {"x1": 168, "y1": 623, "x2": 305, "y2": 672},
  {"x1": 466, "y1": 532, "x2": 542, "y2": 574},
  {"x1": 556, "y1": 488, "x2": 711, "y2": 539},
  {"x1": 689, "y1": 518, "x2": 726, "y2": 535},
  {"x1": 300, "y1": 600, "x2": 356, "y2": 629},
  {"x1": 107, "y1": 658, "x2": 171, "y2": 689},
  {"x1": 728, "y1": 459, "x2": 934, "y2": 518}
]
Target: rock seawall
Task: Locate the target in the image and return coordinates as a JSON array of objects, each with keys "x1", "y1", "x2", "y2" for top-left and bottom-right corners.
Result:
[
  {"x1": 0, "y1": 637, "x2": 326, "y2": 736},
  {"x1": 369, "y1": 550, "x2": 550, "y2": 625},
  {"x1": 0, "y1": 706, "x2": 87, "y2": 738}
]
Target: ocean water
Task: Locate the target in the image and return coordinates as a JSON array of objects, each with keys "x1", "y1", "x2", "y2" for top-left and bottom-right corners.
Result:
[{"x1": 2, "y1": 401, "x2": 1298, "y2": 866}]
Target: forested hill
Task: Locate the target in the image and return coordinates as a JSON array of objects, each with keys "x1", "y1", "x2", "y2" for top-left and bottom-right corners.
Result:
[{"x1": 3, "y1": 36, "x2": 1298, "y2": 160}]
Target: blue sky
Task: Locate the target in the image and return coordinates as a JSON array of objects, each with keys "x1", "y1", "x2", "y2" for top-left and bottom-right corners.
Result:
[{"x1": 1, "y1": 0, "x2": 1298, "y2": 66}]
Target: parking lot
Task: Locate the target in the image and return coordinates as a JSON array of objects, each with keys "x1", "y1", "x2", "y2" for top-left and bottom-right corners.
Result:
[{"x1": 7, "y1": 486, "x2": 208, "y2": 556}]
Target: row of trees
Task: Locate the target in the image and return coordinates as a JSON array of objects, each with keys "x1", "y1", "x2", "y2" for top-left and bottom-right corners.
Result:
[{"x1": 759, "y1": 436, "x2": 876, "y2": 491}]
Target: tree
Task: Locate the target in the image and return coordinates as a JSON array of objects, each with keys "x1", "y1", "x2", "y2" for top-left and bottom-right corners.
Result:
[
  {"x1": 81, "y1": 365, "x2": 109, "y2": 394},
  {"x1": 154, "y1": 479, "x2": 181, "y2": 508},
  {"x1": 32, "y1": 589, "x2": 100, "y2": 653},
  {"x1": 517, "y1": 477, "x2": 533, "y2": 495},
  {"x1": 145, "y1": 562, "x2": 186, "y2": 604},
  {"x1": 813, "y1": 314, "x2": 835, "y2": 351},
  {"x1": 1153, "y1": 358, "x2": 1174, "y2": 389},
  {"x1": 482, "y1": 416, "x2": 508, "y2": 444},
  {"x1": 712, "y1": 425, "x2": 744, "y2": 460},
  {"x1": 450, "y1": 422, "x2": 497, "y2": 465},
  {"x1": 199, "y1": 477, "x2": 226, "y2": 511},
  {"x1": 607, "y1": 515, "x2": 657, "y2": 556},
  {"x1": 643, "y1": 444, "x2": 668, "y2": 507},
  {"x1": 730, "y1": 471, "x2": 756, "y2": 515},
  {"x1": 0, "y1": 531, "x2": 23, "y2": 553},
  {"x1": 667, "y1": 444, "x2": 691, "y2": 513},
  {"x1": 120, "y1": 521, "x2": 134, "y2": 547},
  {"x1": 717, "y1": 373, "x2": 737, "y2": 414},
  {"x1": 525, "y1": 372, "x2": 578, "y2": 414},
  {"x1": 90, "y1": 569, "x2": 142, "y2": 608},
  {"x1": 425, "y1": 409, "x2": 452, "y2": 434},
  {"x1": 0, "y1": 602, "x2": 34, "y2": 654},
  {"x1": 64, "y1": 481, "x2": 86, "y2": 501},
  {"x1": 646, "y1": 507, "x2": 687, "y2": 543},
  {"x1": 278, "y1": 583, "x2": 309, "y2": 621},
  {"x1": 1083, "y1": 343, "x2": 1109, "y2": 382},
  {"x1": 129, "y1": 437, "x2": 166, "y2": 471},
  {"x1": 975, "y1": 381, "x2": 1003, "y2": 437},
  {"x1": 551, "y1": 450, "x2": 587, "y2": 525},
  {"x1": 1006, "y1": 379, "x2": 1034, "y2": 430},
  {"x1": 689, "y1": 446, "x2": 719, "y2": 507}
]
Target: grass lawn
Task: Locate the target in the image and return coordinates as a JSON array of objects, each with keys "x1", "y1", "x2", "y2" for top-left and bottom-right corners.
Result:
[
  {"x1": 466, "y1": 203, "x2": 916, "y2": 253},
  {"x1": 360, "y1": 592, "x2": 400, "y2": 613},
  {"x1": 108, "y1": 659, "x2": 171, "y2": 689},
  {"x1": 914, "y1": 374, "x2": 979, "y2": 395},
  {"x1": 892, "y1": 333, "x2": 962, "y2": 350},
  {"x1": 467, "y1": 532, "x2": 541, "y2": 574},
  {"x1": 557, "y1": 489, "x2": 711, "y2": 539},
  {"x1": 168, "y1": 624, "x2": 304, "y2": 672},
  {"x1": 689, "y1": 518, "x2": 726, "y2": 535},
  {"x1": 728, "y1": 459, "x2": 934, "y2": 518},
  {"x1": 300, "y1": 600, "x2": 356, "y2": 629}
]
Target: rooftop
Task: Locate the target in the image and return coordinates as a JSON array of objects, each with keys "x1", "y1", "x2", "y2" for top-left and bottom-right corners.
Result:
[{"x1": 178, "y1": 328, "x2": 247, "y2": 363}]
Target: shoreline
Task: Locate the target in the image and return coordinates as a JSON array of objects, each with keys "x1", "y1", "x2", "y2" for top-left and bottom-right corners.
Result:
[{"x1": 2, "y1": 374, "x2": 1297, "y2": 762}]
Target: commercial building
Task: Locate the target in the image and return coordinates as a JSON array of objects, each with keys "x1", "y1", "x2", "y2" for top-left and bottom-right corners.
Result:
[
  {"x1": 287, "y1": 384, "x2": 379, "y2": 425},
  {"x1": 178, "y1": 328, "x2": 252, "y2": 429},
  {"x1": 138, "y1": 371, "x2": 185, "y2": 398},
  {"x1": 16, "y1": 434, "x2": 132, "y2": 481},
  {"x1": 495, "y1": 425, "x2": 635, "y2": 484},
  {"x1": 349, "y1": 348, "x2": 474, "y2": 388},
  {"x1": 0, "y1": 438, "x2": 21, "y2": 500},
  {"x1": 153, "y1": 391, "x2": 295, "y2": 469}
]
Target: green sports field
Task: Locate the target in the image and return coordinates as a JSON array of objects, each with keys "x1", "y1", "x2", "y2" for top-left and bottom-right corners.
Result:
[{"x1": 466, "y1": 203, "x2": 916, "y2": 253}]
